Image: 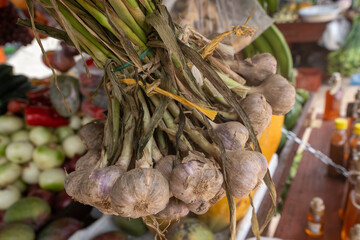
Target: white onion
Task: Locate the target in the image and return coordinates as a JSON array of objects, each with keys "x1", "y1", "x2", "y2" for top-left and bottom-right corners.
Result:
[
  {"x1": 29, "y1": 127, "x2": 53, "y2": 146},
  {"x1": 0, "y1": 162, "x2": 21, "y2": 187},
  {"x1": 33, "y1": 145, "x2": 65, "y2": 170},
  {"x1": 6, "y1": 141, "x2": 34, "y2": 164},
  {"x1": 0, "y1": 116, "x2": 24, "y2": 135},
  {"x1": 55, "y1": 126, "x2": 74, "y2": 143},
  {"x1": 0, "y1": 185, "x2": 21, "y2": 210},
  {"x1": 62, "y1": 135, "x2": 86, "y2": 158},
  {"x1": 69, "y1": 115, "x2": 82, "y2": 130},
  {"x1": 10, "y1": 130, "x2": 30, "y2": 142},
  {"x1": 39, "y1": 168, "x2": 66, "y2": 191},
  {"x1": 22, "y1": 162, "x2": 40, "y2": 184},
  {"x1": 0, "y1": 134, "x2": 10, "y2": 156}
]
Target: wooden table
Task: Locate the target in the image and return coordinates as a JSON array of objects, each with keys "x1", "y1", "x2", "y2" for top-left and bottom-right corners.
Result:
[{"x1": 274, "y1": 119, "x2": 345, "y2": 239}]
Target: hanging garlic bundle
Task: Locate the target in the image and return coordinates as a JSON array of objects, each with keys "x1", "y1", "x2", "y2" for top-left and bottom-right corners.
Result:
[{"x1": 24, "y1": 0, "x2": 296, "y2": 239}]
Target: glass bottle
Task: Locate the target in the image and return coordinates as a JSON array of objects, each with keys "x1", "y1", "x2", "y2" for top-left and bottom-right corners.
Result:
[
  {"x1": 340, "y1": 153, "x2": 360, "y2": 220},
  {"x1": 348, "y1": 123, "x2": 360, "y2": 169},
  {"x1": 342, "y1": 177, "x2": 360, "y2": 240},
  {"x1": 328, "y1": 118, "x2": 349, "y2": 177},
  {"x1": 324, "y1": 72, "x2": 343, "y2": 121},
  {"x1": 350, "y1": 224, "x2": 360, "y2": 240},
  {"x1": 305, "y1": 197, "x2": 325, "y2": 237}
]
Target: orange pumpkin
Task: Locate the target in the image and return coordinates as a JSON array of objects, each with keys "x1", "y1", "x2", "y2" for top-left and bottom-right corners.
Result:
[{"x1": 258, "y1": 115, "x2": 284, "y2": 162}]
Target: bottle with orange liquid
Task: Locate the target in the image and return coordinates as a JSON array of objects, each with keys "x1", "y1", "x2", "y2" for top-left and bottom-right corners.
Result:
[
  {"x1": 350, "y1": 224, "x2": 360, "y2": 240},
  {"x1": 328, "y1": 118, "x2": 349, "y2": 177},
  {"x1": 342, "y1": 177, "x2": 360, "y2": 240},
  {"x1": 348, "y1": 124, "x2": 360, "y2": 169},
  {"x1": 324, "y1": 72, "x2": 343, "y2": 121},
  {"x1": 305, "y1": 197, "x2": 325, "y2": 237},
  {"x1": 340, "y1": 153, "x2": 360, "y2": 220}
]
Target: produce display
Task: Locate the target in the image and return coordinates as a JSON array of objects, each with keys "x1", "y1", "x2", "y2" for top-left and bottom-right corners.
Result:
[
  {"x1": 14, "y1": 0, "x2": 296, "y2": 238},
  {"x1": 328, "y1": 14, "x2": 360, "y2": 76}
]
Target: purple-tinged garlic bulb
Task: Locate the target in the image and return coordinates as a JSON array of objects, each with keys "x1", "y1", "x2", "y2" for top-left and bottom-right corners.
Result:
[
  {"x1": 212, "y1": 121, "x2": 249, "y2": 150},
  {"x1": 110, "y1": 168, "x2": 169, "y2": 218},
  {"x1": 80, "y1": 165, "x2": 124, "y2": 215},
  {"x1": 155, "y1": 197, "x2": 189, "y2": 220},
  {"x1": 170, "y1": 151, "x2": 223, "y2": 205},
  {"x1": 155, "y1": 155, "x2": 175, "y2": 181}
]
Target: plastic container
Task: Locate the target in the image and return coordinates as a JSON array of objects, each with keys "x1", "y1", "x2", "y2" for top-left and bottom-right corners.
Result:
[{"x1": 295, "y1": 68, "x2": 323, "y2": 92}]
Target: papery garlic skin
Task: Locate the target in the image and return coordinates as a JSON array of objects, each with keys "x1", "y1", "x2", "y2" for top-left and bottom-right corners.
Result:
[
  {"x1": 110, "y1": 168, "x2": 170, "y2": 218},
  {"x1": 170, "y1": 151, "x2": 223, "y2": 205}
]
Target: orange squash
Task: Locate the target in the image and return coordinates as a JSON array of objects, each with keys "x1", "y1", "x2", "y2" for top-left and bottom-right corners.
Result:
[
  {"x1": 198, "y1": 194, "x2": 252, "y2": 233},
  {"x1": 199, "y1": 115, "x2": 283, "y2": 232},
  {"x1": 258, "y1": 115, "x2": 284, "y2": 162}
]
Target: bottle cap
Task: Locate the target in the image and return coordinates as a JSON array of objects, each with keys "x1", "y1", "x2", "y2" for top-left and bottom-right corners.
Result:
[
  {"x1": 355, "y1": 123, "x2": 360, "y2": 136},
  {"x1": 335, "y1": 118, "x2": 348, "y2": 130},
  {"x1": 310, "y1": 197, "x2": 325, "y2": 215},
  {"x1": 350, "y1": 224, "x2": 360, "y2": 240}
]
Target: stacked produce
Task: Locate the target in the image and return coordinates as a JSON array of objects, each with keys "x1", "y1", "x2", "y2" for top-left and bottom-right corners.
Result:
[
  {"x1": 328, "y1": 14, "x2": 360, "y2": 76},
  {"x1": 23, "y1": 0, "x2": 296, "y2": 238}
]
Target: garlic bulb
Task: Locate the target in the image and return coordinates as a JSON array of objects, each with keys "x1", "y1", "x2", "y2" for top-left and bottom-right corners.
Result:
[
  {"x1": 155, "y1": 155, "x2": 175, "y2": 181},
  {"x1": 212, "y1": 121, "x2": 249, "y2": 150},
  {"x1": 187, "y1": 200, "x2": 211, "y2": 215},
  {"x1": 110, "y1": 168, "x2": 169, "y2": 218},
  {"x1": 80, "y1": 165, "x2": 124, "y2": 215},
  {"x1": 78, "y1": 119, "x2": 105, "y2": 150},
  {"x1": 155, "y1": 197, "x2": 189, "y2": 220},
  {"x1": 226, "y1": 150, "x2": 267, "y2": 199},
  {"x1": 75, "y1": 150, "x2": 101, "y2": 171},
  {"x1": 170, "y1": 151, "x2": 223, "y2": 205},
  {"x1": 64, "y1": 169, "x2": 87, "y2": 204}
]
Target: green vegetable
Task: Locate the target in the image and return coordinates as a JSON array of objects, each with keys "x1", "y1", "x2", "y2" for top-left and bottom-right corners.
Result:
[
  {"x1": 4, "y1": 197, "x2": 51, "y2": 229},
  {"x1": 296, "y1": 89, "x2": 309, "y2": 104},
  {"x1": 62, "y1": 135, "x2": 86, "y2": 158},
  {"x1": 55, "y1": 126, "x2": 74, "y2": 143},
  {"x1": 0, "y1": 223, "x2": 35, "y2": 240},
  {"x1": 0, "y1": 134, "x2": 10, "y2": 155},
  {"x1": 277, "y1": 130, "x2": 287, "y2": 152},
  {"x1": 0, "y1": 162, "x2": 21, "y2": 187},
  {"x1": 0, "y1": 116, "x2": 24, "y2": 135},
  {"x1": 328, "y1": 14, "x2": 360, "y2": 76},
  {"x1": 284, "y1": 101, "x2": 302, "y2": 130},
  {"x1": 166, "y1": 218, "x2": 215, "y2": 240},
  {"x1": 39, "y1": 168, "x2": 66, "y2": 191},
  {"x1": 6, "y1": 141, "x2": 34, "y2": 164},
  {"x1": 112, "y1": 216, "x2": 147, "y2": 236},
  {"x1": 29, "y1": 127, "x2": 53, "y2": 146},
  {"x1": 33, "y1": 145, "x2": 65, "y2": 170},
  {"x1": 10, "y1": 130, "x2": 30, "y2": 142}
]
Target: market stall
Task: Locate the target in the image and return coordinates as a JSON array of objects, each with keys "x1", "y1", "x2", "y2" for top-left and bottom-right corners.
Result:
[{"x1": 1, "y1": 0, "x2": 360, "y2": 239}]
